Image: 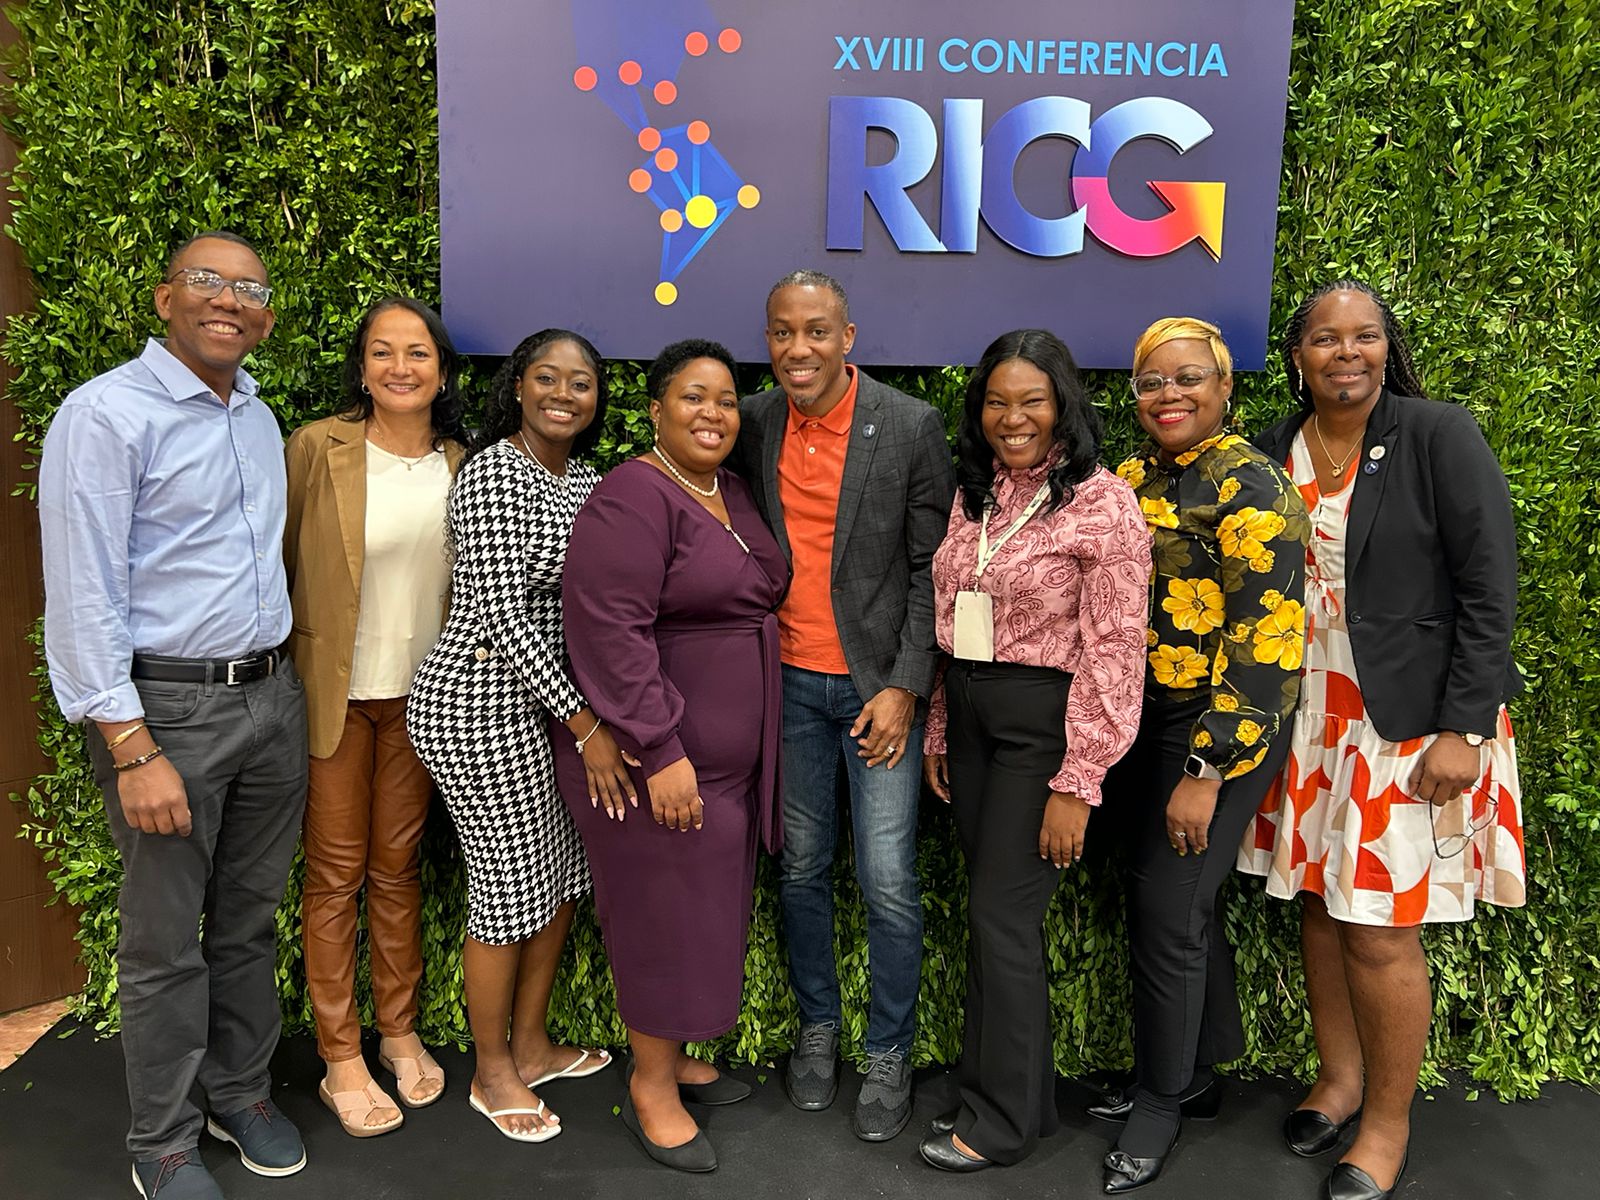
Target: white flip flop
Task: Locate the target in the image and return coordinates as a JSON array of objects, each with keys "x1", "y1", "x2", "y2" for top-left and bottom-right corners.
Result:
[
  {"x1": 469, "y1": 1088, "x2": 562, "y2": 1143},
  {"x1": 525, "y1": 1047, "x2": 613, "y2": 1089}
]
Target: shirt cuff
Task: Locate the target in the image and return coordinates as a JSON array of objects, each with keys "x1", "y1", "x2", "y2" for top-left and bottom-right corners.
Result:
[
  {"x1": 638, "y1": 734, "x2": 687, "y2": 778},
  {"x1": 68, "y1": 681, "x2": 145, "y2": 726},
  {"x1": 1051, "y1": 762, "x2": 1105, "y2": 807}
]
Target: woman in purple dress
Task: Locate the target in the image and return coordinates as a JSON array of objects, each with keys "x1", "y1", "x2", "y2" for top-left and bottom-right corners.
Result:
[{"x1": 553, "y1": 339, "x2": 787, "y2": 1175}]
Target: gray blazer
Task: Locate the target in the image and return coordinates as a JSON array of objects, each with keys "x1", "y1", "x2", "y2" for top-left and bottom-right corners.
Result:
[{"x1": 734, "y1": 369, "x2": 956, "y2": 703}]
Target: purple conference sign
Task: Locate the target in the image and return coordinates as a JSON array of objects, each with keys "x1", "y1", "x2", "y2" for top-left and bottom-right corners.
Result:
[{"x1": 438, "y1": 1, "x2": 1294, "y2": 368}]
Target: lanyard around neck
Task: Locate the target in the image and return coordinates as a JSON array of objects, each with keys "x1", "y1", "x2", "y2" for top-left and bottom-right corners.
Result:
[{"x1": 976, "y1": 481, "x2": 1051, "y2": 582}]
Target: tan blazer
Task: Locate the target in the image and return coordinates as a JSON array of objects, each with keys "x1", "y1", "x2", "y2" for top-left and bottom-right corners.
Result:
[{"x1": 284, "y1": 414, "x2": 466, "y2": 758}]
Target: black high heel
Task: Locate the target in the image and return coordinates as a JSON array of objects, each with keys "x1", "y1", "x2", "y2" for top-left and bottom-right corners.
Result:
[{"x1": 1102, "y1": 1126, "x2": 1180, "y2": 1194}]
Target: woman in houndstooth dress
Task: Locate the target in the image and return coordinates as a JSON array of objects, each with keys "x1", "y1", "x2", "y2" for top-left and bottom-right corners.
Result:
[{"x1": 408, "y1": 330, "x2": 636, "y2": 1143}]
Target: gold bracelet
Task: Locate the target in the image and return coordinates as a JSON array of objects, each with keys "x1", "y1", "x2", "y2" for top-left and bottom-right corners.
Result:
[
  {"x1": 106, "y1": 722, "x2": 147, "y2": 751},
  {"x1": 113, "y1": 746, "x2": 165, "y2": 772}
]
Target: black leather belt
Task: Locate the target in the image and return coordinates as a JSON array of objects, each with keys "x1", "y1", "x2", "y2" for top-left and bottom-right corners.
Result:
[{"x1": 131, "y1": 643, "x2": 289, "y2": 686}]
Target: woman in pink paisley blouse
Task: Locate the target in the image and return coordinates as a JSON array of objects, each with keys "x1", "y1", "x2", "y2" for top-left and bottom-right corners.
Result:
[{"x1": 917, "y1": 329, "x2": 1152, "y2": 1175}]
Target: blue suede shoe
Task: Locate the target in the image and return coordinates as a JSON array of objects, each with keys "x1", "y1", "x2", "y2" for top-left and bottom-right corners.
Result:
[
  {"x1": 207, "y1": 1099, "x2": 307, "y2": 1177},
  {"x1": 131, "y1": 1151, "x2": 224, "y2": 1198}
]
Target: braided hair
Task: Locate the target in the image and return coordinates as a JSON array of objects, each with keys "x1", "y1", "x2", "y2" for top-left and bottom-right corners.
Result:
[
  {"x1": 467, "y1": 328, "x2": 608, "y2": 463},
  {"x1": 1279, "y1": 280, "x2": 1427, "y2": 406}
]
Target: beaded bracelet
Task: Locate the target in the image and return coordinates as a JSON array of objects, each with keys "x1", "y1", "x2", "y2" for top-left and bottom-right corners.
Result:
[
  {"x1": 113, "y1": 746, "x2": 165, "y2": 772},
  {"x1": 106, "y1": 722, "x2": 147, "y2": 751}
]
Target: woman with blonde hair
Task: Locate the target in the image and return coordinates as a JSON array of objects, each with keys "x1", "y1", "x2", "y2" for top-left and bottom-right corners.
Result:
[{"x1": 1095, "y1": 316, "x2": 1308, "y2": 1192}]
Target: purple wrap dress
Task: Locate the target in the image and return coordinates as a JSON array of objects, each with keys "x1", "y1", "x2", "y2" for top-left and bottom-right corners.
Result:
[{"x1": 553, "y1": 458, "x2": 787, "y2": 1040}]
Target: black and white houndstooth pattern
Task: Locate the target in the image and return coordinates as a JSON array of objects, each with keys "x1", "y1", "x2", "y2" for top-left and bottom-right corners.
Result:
[{"x1": 407, "y1": 441, "x2": 598, "y2": 944}]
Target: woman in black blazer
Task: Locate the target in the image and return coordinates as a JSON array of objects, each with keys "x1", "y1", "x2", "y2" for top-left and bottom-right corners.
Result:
[{"x1": 1237, "y1": 281, "x2": 1526, "y2": 1200}]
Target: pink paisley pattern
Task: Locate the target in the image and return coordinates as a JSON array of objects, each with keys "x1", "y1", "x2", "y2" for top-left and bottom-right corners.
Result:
[{"x1": 927, "y1": 463, "x2": 1152, "y2": 804}]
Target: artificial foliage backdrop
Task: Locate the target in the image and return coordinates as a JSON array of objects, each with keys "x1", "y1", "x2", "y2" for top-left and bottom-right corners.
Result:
[{"x1": 6, "y1": 1, "x2": 1598, "y2": 1097}]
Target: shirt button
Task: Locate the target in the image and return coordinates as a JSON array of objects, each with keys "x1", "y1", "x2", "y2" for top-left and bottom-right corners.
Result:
[
  {"x1": 807, "y1": 446, "x2": 816, "y2": 455},
  {"x1": 246, "y1": 504, "x2": 255, "y2": 512},
  {"x1": 1349, "y1": 613, "x2": 1362, "y2": 624},
  {"x1": 474, "y1": 647, "x2": 489, "y2": 662}
]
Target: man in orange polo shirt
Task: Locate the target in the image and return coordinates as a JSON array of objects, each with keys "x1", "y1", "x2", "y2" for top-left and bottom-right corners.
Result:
[{"x1": 733, "y1": 270, "x2": 955, "y2": 1142}]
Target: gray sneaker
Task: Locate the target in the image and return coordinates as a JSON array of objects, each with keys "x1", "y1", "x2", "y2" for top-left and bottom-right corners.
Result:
[
  {"x1": 131, "y1": 1151, "x2": 224, "y2": 1199},
  {"x1": 853, "y1": 1049, "x2": 912, "y2": 1142},
  {"x1": 785, "y1": 1022, "x2": 840, "y2": 1111}
]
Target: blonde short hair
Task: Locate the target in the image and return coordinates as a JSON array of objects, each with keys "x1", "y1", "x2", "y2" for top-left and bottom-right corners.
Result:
[{"x1": 1131, "y1": 317, "x2": 1233, "y2": 379}]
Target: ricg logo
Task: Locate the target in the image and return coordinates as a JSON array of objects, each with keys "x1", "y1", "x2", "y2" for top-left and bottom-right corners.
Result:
[{"x1": 826, "y1": 95, "x2": 1225, "y2": 261}]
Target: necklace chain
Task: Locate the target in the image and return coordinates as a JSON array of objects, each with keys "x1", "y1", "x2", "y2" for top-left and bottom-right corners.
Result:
[
  {"x1": 1311, "y1": 415, "x2": 1361, "y2": 477},
  {"x1": 367, "y1": 422, "x2": 435, "y2": 470},
  {"x1": 652, "y1": 444, "x2": 718, "y2": 497},
  {"x1": 514, "y1": 432, "x2": 567, "y2": 482}
]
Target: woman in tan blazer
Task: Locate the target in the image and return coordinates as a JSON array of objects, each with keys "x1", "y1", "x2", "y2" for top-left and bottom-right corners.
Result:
[{"x1": 284, "y1": 297, "x2": 467, "y2": 1138}]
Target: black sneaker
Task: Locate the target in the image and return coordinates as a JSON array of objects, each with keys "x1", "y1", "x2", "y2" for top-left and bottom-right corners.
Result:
[
  {"x1": 785, "y1": 1022, "x2": 840, "y2": 1111},
  {"x1": 853, "y1": 1049, "x2": 911, "y2": 1142},
  {"x1": 206, "y1": 1099, "x2": 306, "y2": 1177},
  {"x1": 131, "y1": 1151, "x2": 224, "y2": 1199}
]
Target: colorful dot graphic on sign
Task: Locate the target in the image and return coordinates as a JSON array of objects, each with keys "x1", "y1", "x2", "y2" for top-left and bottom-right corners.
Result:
[{"x1": 569, "y1": 2, "x2": 757, "y2": 305}]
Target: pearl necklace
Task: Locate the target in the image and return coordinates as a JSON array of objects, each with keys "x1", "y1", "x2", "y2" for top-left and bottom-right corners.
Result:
[
  {"x1": 652, "y1": 444, "x2": 718, "y2": 497},
  {"x1": 1311, "y1": 415, "x2": 1361, "y2": 477}
]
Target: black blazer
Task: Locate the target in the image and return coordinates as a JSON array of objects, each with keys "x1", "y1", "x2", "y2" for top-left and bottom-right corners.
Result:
[{"x1": 1253, "y1": 390, "x2": 1521, "y2": 741}]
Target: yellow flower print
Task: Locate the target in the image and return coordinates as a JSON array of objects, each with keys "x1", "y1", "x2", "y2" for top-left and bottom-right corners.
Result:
[
  {"x1": 1162, "y1": 577, "x2": 1225, "y2": 634},
  {"x1": 1219, "y1": 507, "x2": 1286, "y2": 560},
  {"x1": 1117, "y1": 457, "x2": 1148, "y2": 488},
  {"x1": 1225, "y1": 745, "x2": 1269, "y2": 779},
  {"x1": 1249, "y1": 550, "x2": 1276, "y2": 574},
  {"x1": 1211, "y1": 646, "x2": 1229, "y2": 685},
  {"x1": 1260, "y1": 589, "x2": 1284, "y2": 612},
  {"x1": 1217, "y1": 477, "x2": 1241, "y2": 504},
  {"x1": 1237, "y1": 719, "x2": 1263, "y2": 745},
  {"x1": 1194, "y1": 730, "x2": 1213, "y2": 748},
  {"x1": 1141, "y1": 495, "x2": 1179, "y2": 530},
  {"x1": 1147, "y1": 627, "x2": 1160, "y2": 647},
  {"x1": 1213, "y1": 692, "x2": 1239, "y2": 712},
  {"x1": 1252, "y1": 599, "x2": 1306, "y2": 671},
  {"x1": 1150, "y1": 644, "x2": 1208, "y2": 688}
]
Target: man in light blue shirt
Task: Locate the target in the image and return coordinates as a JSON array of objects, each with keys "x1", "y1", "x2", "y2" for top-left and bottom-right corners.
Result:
[{"x1": 40, "y1": 231, "x2": 310, "y2": 1200}]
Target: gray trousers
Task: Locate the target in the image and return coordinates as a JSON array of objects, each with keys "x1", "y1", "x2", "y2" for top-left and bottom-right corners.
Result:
[{"x1": 88, "y1": 661, "x2": 308, "y2": 1159}]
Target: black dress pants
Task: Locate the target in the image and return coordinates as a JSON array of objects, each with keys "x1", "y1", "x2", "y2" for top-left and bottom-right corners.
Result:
[
  {"x1": 945, "y1": 661, "x2": 1072, "y2": 1165},
  {"x1": 1100, "y1": 693, "x2": 1289, "y2": 1096}
]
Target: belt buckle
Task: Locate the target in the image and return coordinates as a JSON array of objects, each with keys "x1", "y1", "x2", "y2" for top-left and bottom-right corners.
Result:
[{"x1": 226, "y1": 658, "x2": 244, "y2": 686}]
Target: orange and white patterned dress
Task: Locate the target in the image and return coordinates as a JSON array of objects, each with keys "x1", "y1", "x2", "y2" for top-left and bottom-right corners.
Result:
[{"x1": 1237, "y1": 433, "x2": 1526, "y2": 925}]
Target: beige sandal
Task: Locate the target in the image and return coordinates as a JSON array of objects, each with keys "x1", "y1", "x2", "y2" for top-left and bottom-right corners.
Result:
[
  {"x1": 379, "y1": 1043, "x2": 447, "y2": 1109},
  {"x1": 319, "y1": 1078, "x2": 403, "y2": 1138}
]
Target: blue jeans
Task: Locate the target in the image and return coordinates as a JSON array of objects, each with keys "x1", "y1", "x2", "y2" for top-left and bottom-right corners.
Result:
[{"x1": 778, "y1": 665, "x2": 923, "y2": 1054}]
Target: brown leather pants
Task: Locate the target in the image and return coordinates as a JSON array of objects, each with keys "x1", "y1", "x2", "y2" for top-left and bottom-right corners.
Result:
[{"x1": 301, "y1": 696, "x2": 433, "y2": 1062}]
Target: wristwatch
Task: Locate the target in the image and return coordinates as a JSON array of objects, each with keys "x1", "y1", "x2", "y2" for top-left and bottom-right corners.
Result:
[
  {"x1": 1183, "y1": 754, "x2": 1223, "y2": 782},
  {"x1": 1452, "y1": 731, "x2": 1487, "y2": 747}
]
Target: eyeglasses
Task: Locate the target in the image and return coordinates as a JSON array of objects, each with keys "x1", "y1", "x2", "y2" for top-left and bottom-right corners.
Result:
[
  {"x1": 1130, "y1": 367, "x2": 1223, "y2": 398},
  {"x1": 1432, "y1": 790, "x2": 1498, "y2": 860},
  {"x1": 166, "y1": 268, "x2": 273, "y2": 310}
]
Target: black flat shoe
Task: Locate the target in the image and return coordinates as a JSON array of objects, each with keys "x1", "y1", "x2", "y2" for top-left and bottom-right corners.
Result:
[
  {"x1": 625, "y1": 1057, "x2": 751, "y2": 1106},
  {"x1": 679, "y1": 1073, "x2": 752, "y2": 1106},
  {"x1": 929, "y1": 1107, "x2": 959, "y2": 1136},
  {"x1": 918, "y1": 1132, "x2": 992, "y2": 1173},
  {"x1": 1087, "y1": 1079, "x2": 1222, "y2": 1123},
  {"x1": 1284, "y1": 1106, "x2": 1362, "y2": 1157},
  {"x1": 619, "y1": 1094, "x2": 718, "y2": 1173},
  {"x1": 1102, "y1": 1127, "x2": 1180, "y2": 1194},
  {"x1": 1325, "y1": 1152, "x2": 1406, "y2": 1200}
]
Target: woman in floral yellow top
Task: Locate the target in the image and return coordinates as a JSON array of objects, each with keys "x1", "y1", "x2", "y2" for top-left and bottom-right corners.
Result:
[{"x1": 1093, "y1": 318, "x2": 1309, "y2": 1195}]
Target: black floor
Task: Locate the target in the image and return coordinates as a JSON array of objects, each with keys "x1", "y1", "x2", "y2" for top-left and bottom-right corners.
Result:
[{"x1": 2, "y1": 1021, "x2": 1595, "y2": 1199}]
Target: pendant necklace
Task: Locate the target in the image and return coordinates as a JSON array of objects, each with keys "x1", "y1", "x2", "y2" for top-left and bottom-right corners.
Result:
[
  {"x1": 1311, "y1": 415, "x2": 1361, "y2": 477},
  {"x1": 515, "y1": 432, "x2": 568, "y2": 484}
]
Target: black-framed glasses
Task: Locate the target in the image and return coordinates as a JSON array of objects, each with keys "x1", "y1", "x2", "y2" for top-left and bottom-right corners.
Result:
[
  {"x1": 166, "y1": 268, "x2": 273, "y2": 310},
  {"x1": 1130, "y1": 366, "x2": 1223, "y2": 398},
  {"x1": 1432, "y1": 789, "x2": 1499, "y2": 860}
]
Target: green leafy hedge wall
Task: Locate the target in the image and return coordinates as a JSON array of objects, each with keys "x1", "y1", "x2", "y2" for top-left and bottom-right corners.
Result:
[{"x1": 6, "y1": 2, "x2": 1597, "y2": 1097}]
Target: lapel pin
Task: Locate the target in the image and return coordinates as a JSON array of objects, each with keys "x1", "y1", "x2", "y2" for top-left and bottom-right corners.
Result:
[
  {"x1": 862, "y1": 423, "x2": 877, "y2": 438},
  {"x1": 1363, "y1": 460, "x2": 1380, "y2": 475},
  {"x1": 1369, "y1": 445, "x2": 1386, "y2": 460}
]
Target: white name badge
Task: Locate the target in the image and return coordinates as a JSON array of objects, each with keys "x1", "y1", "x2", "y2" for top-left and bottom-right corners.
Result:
[{"x1": 953, "y1": 590, "x2": 996, "y2": 662}]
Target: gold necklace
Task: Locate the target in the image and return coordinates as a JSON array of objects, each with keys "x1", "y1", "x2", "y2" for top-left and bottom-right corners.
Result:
[
  {"x1": 367, "y1": 422, "x2": 435, "y2": 470},
  {"x1": 1311, "y1": 415, "x2": 1361, "y2": 477}
]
